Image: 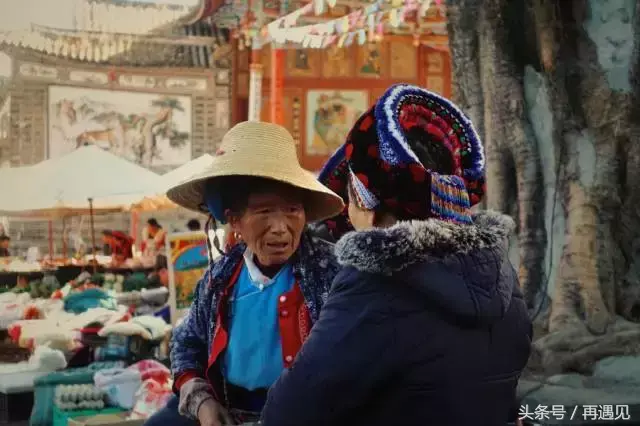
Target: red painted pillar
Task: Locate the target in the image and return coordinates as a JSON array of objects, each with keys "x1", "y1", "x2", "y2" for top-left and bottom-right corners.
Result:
[
  {"x1": 248, "y1": 49, "x2": 263, "y2": 121},
  {"x1": 270, "y1": 47, "x2": 285, "y2": 125}
]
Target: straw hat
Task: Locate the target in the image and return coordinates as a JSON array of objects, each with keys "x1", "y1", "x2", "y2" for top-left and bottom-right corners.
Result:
[{"x1": 166, "y1": 121, "x2": 345, "y2": 222}]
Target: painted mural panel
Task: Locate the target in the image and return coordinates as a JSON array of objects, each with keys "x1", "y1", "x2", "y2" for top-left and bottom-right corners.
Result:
[
  {"x1": 288, "y1": 49, "x2": 320, "y2": 77},
  {"x1": 48, "y1": 85, "x2": 192, "y2": 169},
  {"x1": 426, "y1": 51, "x2": 445, "y2": 73},
  {"x1": 390, "y1": 42, "x2": 417, "y2": 80},
  {"x1": 426, "y1": 76, "x2": 444, "y2": 95},
  {"x1": 323, "y1": 46, "x2": 353, "y2": 78},
  {"x1": 357, "y1": 43, "x2": 386, "y2": 78},
  {"x1": 306, "y1": 90, "x2": 368, "y2": 156}
]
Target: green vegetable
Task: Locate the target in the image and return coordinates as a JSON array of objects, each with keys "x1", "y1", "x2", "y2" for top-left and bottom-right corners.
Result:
[{"x1": 122, "y1": 272, "x2": 150, "y2": 292}]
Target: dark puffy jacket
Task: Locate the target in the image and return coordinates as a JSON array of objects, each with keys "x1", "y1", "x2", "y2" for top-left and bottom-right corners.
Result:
[{"x1": 261, "y1": 211, "x2": 532, "y2": 426}]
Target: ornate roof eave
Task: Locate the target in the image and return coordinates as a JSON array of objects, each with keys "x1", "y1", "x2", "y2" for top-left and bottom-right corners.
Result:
[
  {"x1": 70, "y1": 0, "x2": 198, "y2": 34},
  {"x1": 0, "y1": 28, "x2": 207, "y2": 62}
]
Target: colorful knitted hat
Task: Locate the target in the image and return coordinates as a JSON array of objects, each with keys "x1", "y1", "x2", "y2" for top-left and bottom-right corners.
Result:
[{"x1": 318, "y1": 84, "x2": 486, "y2": 240}]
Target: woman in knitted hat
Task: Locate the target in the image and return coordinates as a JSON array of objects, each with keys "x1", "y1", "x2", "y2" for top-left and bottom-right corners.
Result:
[
  {"x1": 143, "y1": 121, "x2": 344, "y2": 426},
  {"x1": 261, "y1": 84, "x2": 532, "y2": 426}
]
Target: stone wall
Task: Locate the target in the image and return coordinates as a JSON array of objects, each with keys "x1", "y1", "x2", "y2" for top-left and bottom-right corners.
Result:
[{"x1": 0, "y1": 48, "x2": 231, "y2": 256}]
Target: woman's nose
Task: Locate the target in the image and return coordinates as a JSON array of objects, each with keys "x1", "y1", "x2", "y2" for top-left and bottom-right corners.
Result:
[{"x1": 268, "y1": 213, "x2": 288, "y2": 234}]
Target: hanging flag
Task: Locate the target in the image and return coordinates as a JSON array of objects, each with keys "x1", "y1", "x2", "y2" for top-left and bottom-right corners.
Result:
[
  {"x1": 389, "y1": 9, "x2": 400, "y2": 27},
  {"x1": 344, "y1": 31, "x2": 355, "y2": 46},
  {"x1": 313, "y1": 0, "x2": 325, "y2": 16},
  {"x1": 357, "y1": 29, "x2": 366, "y2": 45},
  {"x1": 419, "y1": 0, "x2": 433, "y2": 16},
  {"x1": 337, "y1": 33, "x2": 348, "y2": 47}
]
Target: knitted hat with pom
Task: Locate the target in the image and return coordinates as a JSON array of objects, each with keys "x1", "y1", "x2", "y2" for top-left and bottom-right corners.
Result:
[{"x1": 318, "y1": 84, "x2": 486, "y2": 240}]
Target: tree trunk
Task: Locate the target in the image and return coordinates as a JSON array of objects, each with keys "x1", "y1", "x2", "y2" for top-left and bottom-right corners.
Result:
[{"x1": 447, "y1": 0, "x2": 640, "y2": 373}]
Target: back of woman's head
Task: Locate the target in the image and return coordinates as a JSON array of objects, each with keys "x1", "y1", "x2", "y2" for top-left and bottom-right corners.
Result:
[
  {"x1": 405, "y1": 127, "x2": 455, "y2": 176},
  {"x1": 318, "y1": 84, "x2": 486, "y2": 229}
]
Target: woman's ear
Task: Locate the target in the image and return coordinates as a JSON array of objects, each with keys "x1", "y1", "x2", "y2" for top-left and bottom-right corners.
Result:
[
  {"x1": 363, "y1": 210, "x2": 376, "y2": 229},
  {"x1": 373, "y1": 210, "x2": 395, "y2": 228},
  {"x1": 225, "y1": 209, "x2": 240, "y2": 230}
]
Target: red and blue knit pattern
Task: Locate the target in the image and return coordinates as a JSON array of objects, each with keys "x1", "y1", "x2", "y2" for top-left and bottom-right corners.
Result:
[{"x1": 318, "y1": 84, "x2": 486, "y2": 237}]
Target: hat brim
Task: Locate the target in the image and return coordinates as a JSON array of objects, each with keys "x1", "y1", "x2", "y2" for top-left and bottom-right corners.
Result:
[{"x1": 166, "y1": 165, "x2": 345, "y2": 223}]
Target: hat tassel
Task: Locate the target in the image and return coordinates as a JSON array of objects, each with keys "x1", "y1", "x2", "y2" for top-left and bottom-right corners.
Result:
[
  {"x1": 430, "y1": 174, "x2": 473, "y2": 225},
  {"x1": 205, "y1": 216, "x2": 225, "y2": 263}
]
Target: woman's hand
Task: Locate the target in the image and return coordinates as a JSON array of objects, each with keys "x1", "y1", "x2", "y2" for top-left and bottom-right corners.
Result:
[{"x1": 197, "y1": 398, "x2": 235, "y2": 426}]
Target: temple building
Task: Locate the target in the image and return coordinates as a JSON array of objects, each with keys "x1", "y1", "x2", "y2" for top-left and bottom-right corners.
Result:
[
  {"x1": 0, "y1": 0, "x2": 452, "y2": 255},
  {"x1": 198, "y1": 0, "x2": 451, "y2": 171},
  {"x1": 0, "y1": 0, "x2": 232, "y2": 171},
  {"x1": 0, "y1": 0, "x2": 232, "y2": 253}
]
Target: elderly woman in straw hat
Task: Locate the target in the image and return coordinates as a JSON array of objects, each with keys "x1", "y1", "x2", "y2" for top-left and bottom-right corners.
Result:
[
  {"x1": 143, "y1": 121, "x2": 344, "y2": 426},
  {"x1": 261, "y1": 84, "x2": 532, "y2": 426}
]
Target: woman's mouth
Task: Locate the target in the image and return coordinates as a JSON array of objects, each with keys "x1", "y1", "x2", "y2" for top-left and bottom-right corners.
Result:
[{"x1": 267, "y1": 242, "x2": 288, "y2": 250}]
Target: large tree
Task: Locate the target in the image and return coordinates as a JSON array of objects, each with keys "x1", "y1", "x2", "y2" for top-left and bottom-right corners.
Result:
[{"x1": 446, "y1": 0, "x2": 640, "y2": 373}]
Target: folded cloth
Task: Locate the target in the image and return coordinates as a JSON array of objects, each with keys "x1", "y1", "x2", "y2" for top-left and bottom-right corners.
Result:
[
  {"x1": 64, "y1": 288, "x2": 119, "y2": 314},
  {"x1": 98, "y1": 315, "x2": 171, "y2": 341},
  {"x1": 140, "y1": 287, "x2": 169, "y2": 305},
  {"x1": 131, "y1": 315, "x2": 171, "y2": 340},
  {"x1": 98, "y1": 322, "x2": 152, "y2": 340}
]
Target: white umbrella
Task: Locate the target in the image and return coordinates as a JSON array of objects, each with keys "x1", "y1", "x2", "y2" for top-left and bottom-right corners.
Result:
[
  {"x1": 0, "y1": 146, "x2": 162, "y2": 259},
  {"x1": 2, "y1": 145, "x2": 161, "y2": 216}
]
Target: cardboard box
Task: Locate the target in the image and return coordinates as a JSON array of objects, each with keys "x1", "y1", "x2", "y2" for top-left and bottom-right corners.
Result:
[{"x1": 67, "y1": 413, "x2": 145, "y2": 426}]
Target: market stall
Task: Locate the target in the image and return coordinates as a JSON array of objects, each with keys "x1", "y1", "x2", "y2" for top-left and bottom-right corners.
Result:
[
  {"x1": 0, "y1": 147, "x2": 174, "y2": 424},
  {"x1": 0, "y1": 145, "x2": 162, "y2": 261},
  {"x1": 0, "y1": 145, "x2": 160, "y2": 215},
  {"x1": 0, "y1": 266, "x2": 175, "y2": 425}
]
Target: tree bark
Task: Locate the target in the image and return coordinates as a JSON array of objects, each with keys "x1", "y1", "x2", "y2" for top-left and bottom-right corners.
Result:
[
  {"x1": 447, "y1": 0, "x2": 640, "y2": 372},
  {"x1": 448, "y1": 0, "x2": 547, "y2": 312}
]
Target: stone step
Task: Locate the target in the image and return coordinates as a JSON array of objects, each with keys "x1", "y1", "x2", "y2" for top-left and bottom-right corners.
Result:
[{"x1": 518, "y1": 355, "x2": 640, "y2": 425}]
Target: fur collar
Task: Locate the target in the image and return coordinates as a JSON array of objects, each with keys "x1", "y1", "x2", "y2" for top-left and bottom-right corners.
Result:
[{"x1": 335, "y1": 211, "x2": 515, "y2": 275}]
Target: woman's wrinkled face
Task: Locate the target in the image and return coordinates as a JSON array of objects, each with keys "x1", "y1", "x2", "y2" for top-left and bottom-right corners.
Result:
[{"x1": 228, "y1": 186, "x2": 306, "y2": 266}]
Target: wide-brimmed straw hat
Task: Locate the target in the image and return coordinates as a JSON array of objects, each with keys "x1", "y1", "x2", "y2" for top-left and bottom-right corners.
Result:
[{"x1": 166, "y1": 121, "x2": 345, "y2": 222}]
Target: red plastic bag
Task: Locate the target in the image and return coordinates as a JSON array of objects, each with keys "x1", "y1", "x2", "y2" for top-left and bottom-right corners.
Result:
[
  {"x1": 126, "y1": 359, "x2": 170, "y2": 385},
  {"x1": 129, "y1": 378, "x2": 172, "y2": 420}
]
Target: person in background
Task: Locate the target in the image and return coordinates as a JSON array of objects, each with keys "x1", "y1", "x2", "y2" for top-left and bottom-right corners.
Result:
[
  {"x1": 186, "y1": 219, "x2": 201, "y2": 231},
  {"x1": 141, "y1": 218, "x2": 167, "y2": 259},
  {"x1": 148, "y1": 254, "x2": 169, "y2": 288},
  {"x1": 261, "y1": 84, "x2": 532, "y2": 426},
  {"x1": 102, "y1": 230, "x2": 134, "y2": 266},
  {"x1": 142, "y1": 121, "x2": 344, "y2": 426},
  {"x1": 0, "y1": 235, "x2": 10, "y2": 257}
]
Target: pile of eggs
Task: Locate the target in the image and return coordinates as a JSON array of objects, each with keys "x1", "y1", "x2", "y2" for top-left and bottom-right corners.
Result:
[{"x1": 54, "y1": 384, "x2": 106, "y2": 411}]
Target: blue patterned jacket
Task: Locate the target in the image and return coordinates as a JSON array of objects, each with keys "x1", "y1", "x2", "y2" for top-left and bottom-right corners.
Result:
[{"x1": 169, "y1": 231, "x2": 340, "y2": 386}]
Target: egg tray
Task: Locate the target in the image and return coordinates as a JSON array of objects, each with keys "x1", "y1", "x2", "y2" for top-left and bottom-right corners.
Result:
[{"x1": 53, "y1": 384, "x2": 105, "y2": 412}]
